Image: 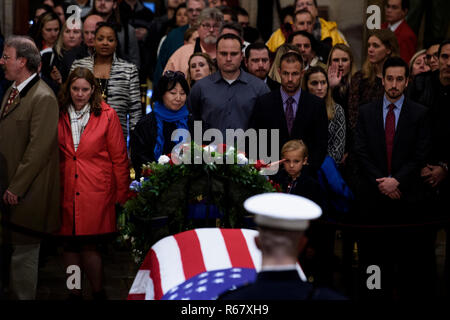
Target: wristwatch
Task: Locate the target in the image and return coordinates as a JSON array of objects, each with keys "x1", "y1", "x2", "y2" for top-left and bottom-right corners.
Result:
[{"x1": 438, "y1": 161, "x2": 449, "y2": 172}]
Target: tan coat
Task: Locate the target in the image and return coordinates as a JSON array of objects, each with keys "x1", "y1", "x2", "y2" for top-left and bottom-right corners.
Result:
[{"x1": 0, "y1": 76, "x2": 60, "y2": 236}]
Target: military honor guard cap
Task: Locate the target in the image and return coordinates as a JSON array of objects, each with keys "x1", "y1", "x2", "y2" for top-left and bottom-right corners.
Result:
[{"x1": 244, "y1": 193, "x2": 322, "y2": 231}]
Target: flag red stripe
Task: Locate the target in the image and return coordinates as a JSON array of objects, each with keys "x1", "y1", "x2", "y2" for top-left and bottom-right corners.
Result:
[
  {"x1": 149, "y1": 248, "x2": 164, "y2": 300},
  {"x1": 127, "y1": 293, "x2": 146, "y2": 300},
  {"x1": 220, "y1": 229, "x2": 255, "y2": 268},
  {"x1": 174, "y1": 230, "x2": 206, "y2": 279}
]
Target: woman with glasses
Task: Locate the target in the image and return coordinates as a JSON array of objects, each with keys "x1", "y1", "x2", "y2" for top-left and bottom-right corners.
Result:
[
  {"x1": 71, "y1": 22, "x2": 142, "y2": 143},
  {"x1": 58, "y1": 67, "x2": 129, "y2": 300},
  {"x1": 425, "y1": 43, "x2": 440, "y2": 72},
  {"x1": 130, "y1": 71, "x2": 192, "y2": 178}
]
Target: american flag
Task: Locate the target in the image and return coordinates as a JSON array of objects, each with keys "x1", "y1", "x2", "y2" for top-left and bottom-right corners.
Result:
[
  {"x1": 162, "y1": 268, "x2": 257, "y2": 300},
  {"x1": 127, "y1": 228, "x2": 307, "y2": 300}
]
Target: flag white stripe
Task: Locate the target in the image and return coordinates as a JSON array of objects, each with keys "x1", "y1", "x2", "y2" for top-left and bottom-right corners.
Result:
[
  {"x1": 241, "y1": 229, "x2": 262, "y2": 272},
  {"x1": 128, "y1": 270, "x2": 150, "y2": 295},
  {"x1": 196, "y1": 228, "x2": 232, "y2": 271},
  {"x1": 152, "y1": 235, "x2": 186, "y2": 295}
]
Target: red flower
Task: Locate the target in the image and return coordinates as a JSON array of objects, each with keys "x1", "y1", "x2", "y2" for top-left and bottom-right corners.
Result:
[
  {"x1": 142, "y1": 168, "x2": 153, "y2": 177},
  {"x1": 268, "y1": 179, "x2": 282, "y2": 192},
  {"x1": 254, "y1": 160, "x2": 268, "y2": 171},
  {"x1": 127, "y1": 190, "x2": 138, "y2": 200}
]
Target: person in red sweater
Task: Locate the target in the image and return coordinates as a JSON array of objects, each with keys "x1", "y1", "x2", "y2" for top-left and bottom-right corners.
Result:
[{"x1": 381, "y1": 0, "x2": 417, "y2": 64}]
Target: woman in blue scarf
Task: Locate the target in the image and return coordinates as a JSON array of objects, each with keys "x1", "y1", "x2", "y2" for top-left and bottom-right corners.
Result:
[{"x1": 131, "y1": 71, "x2": 191, "y2": 178}]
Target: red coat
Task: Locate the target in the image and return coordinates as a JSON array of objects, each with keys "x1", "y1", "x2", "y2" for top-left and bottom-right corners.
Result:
[
  {"x1": 381, "y1": 20, "x2": 417, "y2": 64},
  {"x1": 58, "y1": 101, "x2": 130, "y2": 236}
]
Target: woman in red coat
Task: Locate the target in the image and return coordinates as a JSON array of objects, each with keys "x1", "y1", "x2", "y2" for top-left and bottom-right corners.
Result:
[{"x1": 58, "y1": 67, "x2": 130, "y2": 299}]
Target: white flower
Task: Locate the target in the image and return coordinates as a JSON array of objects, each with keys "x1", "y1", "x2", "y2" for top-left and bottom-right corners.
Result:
[
  {"x1": 158, "y1": 155, "x2": 171, "y2": 164},
  {"x1": 203, "y1": 145, "x2": 217, "y2": 154},
  {"x1": 237, "y1": 153, "x2": 248, "y2": 164},
  {"x1": 123, "y1": 234, "x2": 129, "y2": 240}
]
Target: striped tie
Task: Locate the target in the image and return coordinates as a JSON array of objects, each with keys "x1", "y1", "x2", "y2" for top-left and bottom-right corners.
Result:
[{"x1": 1, "y1": 88, "x2": 19, "y2": 118}]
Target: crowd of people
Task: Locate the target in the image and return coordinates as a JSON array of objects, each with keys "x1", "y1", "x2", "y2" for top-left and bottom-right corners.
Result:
[{"x1": 0, "y1": 0, "x2": 449, "y2": 301}]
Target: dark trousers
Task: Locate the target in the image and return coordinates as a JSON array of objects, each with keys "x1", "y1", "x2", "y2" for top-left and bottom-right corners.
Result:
[{"x1": 356, "y1": 227, "x2": 437, "y2": 300}]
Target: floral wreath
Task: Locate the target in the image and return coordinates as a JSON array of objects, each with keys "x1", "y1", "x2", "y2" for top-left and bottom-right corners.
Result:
[{"x1": 118, "y1": 142, "x2": 281, "y2": 263}]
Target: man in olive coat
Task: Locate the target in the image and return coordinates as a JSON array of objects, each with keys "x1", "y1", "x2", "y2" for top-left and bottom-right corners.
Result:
[{"x1": 0, "y1": 36, "x2": 60, "y2": 300}]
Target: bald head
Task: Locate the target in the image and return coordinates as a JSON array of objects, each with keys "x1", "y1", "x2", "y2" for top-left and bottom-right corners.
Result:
[{"x1": 83, "y1": 15, "x2": 103, "y2": 47}]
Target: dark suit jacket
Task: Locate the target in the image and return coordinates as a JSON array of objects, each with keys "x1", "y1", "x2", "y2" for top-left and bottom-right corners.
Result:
[
  {"x1": 218, "y1": 270, "x2": 346, "y2": 300},
  {"x1": 354, "y1": 97, "x2": 431, "y2": 224},
  {"x1": 265, "y1": 76, "x2": 280, "y2": 91},
  {"x1": 249, "y1": 89, "x2": 328, "y2": 175}
]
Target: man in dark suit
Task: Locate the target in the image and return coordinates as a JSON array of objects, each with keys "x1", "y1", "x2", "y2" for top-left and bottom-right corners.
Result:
[
  {"x1": 354, "y1": 57, "x2": 434, "y2": 300},
  {"x1": 219, "y1": 193, "x2": 346, "y2": 300},
  {"x1": 244, "y1": 42, "x2": 279, "y2": 91},
  {"x1": 0, "y1": 36, "x2": 60, "y2": 299},
  {"x1": 249, "y1": 51, "x2": 328, "y2": 175}
]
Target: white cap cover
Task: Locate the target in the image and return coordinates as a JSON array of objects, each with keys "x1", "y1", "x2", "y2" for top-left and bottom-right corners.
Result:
[{"x1": 244, "y1": 193, "x2": 322, "y2": 231}]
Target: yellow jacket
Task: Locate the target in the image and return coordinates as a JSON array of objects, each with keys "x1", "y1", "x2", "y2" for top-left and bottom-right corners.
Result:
[
  {"x1": 319, "y1": 18, "x2": 348, "y2": 46},
  {"x1": 266, "y1": 18, "x2": 347, "y2": 53}
]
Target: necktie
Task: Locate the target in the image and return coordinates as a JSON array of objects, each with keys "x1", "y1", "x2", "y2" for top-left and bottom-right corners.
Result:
[
  {"x1": 285, "y1": 97, "x2": 295, "y2": 135},
  {"x1": 385, "y1": 103, "x2": 396, "y2": 174},
  {"x1": 1, "y1": 88, "x2": 19, "y2": 118}
]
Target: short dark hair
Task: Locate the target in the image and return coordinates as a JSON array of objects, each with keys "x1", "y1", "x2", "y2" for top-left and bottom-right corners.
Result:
[
  {"x1": 438, "y1": 39, "x2": 450, "y2": 57},
  {"x1": 234, "y1": 6, "x2": 249, "y2": 17},
  {"x1": 382, "y1": 56, "x2": 409, "y2": 79},
  {"x1": 220, "y1": 21, "x2": 244, "y2": 39},
  {"x1": 385, "y1": 0, "x2": 409, "y2": 11},
  {"x1": 294, "y1": 9, "x2": 313, "y2": 22},
  {"x1": 152, "y1": 72, "x2": 190, "y2": 105},
  {"x1": 245, "y1": 42, "x2": 270, "y2": 59},
  {"x1": 220, "y1": 6, "x2": 238, "y2": 22},
  {"x1": 288, "y1": 30, "x2": 317, "y2": 53},
  {"x1": 280, "y1": 5, "x2": 295, "y2": 23},
  {"x1": 293, "y1": 0, "x2": 318, "y2": 8},
  {"x1": 280, "y1": 51, "x2": 303, "y2": 67},
  {"x1": 216, "y1": 33, "x2": 243, "y2": 49}
]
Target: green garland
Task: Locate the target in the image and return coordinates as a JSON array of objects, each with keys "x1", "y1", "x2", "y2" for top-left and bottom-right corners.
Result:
[{"x1": 118, "y1": 144, "x2": 279, "y2": 263}]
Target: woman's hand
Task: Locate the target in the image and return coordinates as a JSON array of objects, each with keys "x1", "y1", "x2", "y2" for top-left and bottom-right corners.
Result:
[
  {"x1": 327, "y1": 64, "x2": 342, "y2": 88},
  {"x1": 50, "y1": 66, "x2": 62, "y2": 84}
]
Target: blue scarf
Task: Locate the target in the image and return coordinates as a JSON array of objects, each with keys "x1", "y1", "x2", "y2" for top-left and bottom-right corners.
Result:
[{"x1": 153, "y1": 101, "x2": 189, "y2": 160}]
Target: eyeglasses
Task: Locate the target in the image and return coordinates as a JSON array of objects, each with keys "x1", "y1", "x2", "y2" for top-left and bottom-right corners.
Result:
[
  {"x1": 187, "y1": 8, "x2": 202, "y2": 13},
  {"x1": 1, "y1": 54, "x2": 13, "y2": 61},
  {"x1": 163, "y1": 70, "x2": 185, "y2": 79},
  {"x1": 426, "y1": 53, "x2": 438, "y2": 61},
  {"x1": 201, "y1": 23, "x2": 220, "y2": 30}
]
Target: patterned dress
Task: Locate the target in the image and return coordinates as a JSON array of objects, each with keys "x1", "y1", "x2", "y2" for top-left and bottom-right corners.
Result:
[{"x1": 328, "y1": 103, "x2": 346, "y2": 163}]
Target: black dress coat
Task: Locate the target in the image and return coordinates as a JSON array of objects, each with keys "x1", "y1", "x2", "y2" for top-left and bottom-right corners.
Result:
[
  {"x1": 249, "y1": 89, "x2": 329, "y2": 175},
  {"x1": 218, "y1": 270, "x2": 346, "y2": 300},
  {"x1": 353, "y1": 97, "x2": 431, "y2": 225},
  {"x1": 130, "y1": 111, "x2": 193, "y2": 178}
]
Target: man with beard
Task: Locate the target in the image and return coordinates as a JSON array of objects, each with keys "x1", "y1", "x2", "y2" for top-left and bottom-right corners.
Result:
[
  {"x1": 249, "y1": 51, "x2": 328, "y2": 175},
  {"x1": 245, "y1": 42, "x2": 279, "y2": 91},
  {"x1": 164, "y1": 8, "x2": 223, "y2": 76},
  {"x1": 354, "y1": 57, "x2": 434, "y2": 300}
]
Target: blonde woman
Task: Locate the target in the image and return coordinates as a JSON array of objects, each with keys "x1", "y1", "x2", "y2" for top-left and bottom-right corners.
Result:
[{"x1": 41, "y1": 21, "x2": 83, "y2": 93}]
